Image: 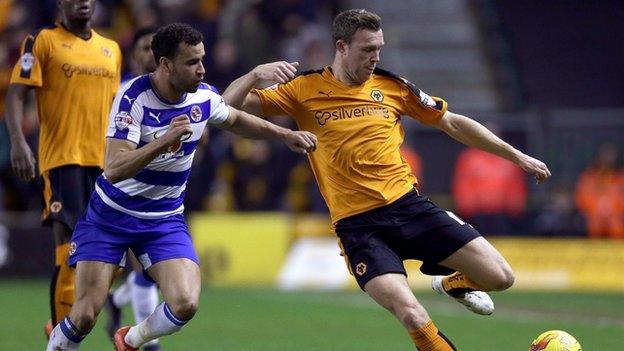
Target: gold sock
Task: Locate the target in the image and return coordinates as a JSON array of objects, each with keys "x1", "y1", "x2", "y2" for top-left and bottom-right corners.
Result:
[
  {"x1": 51, "y1": 243, "x2": 75, "y2": 325},
  {"x1": 442, "y1": 272, "x2": 486, "y2": 297},
  {"x1": 409, "y1": 320, "x2": 456, "y2": 351}
]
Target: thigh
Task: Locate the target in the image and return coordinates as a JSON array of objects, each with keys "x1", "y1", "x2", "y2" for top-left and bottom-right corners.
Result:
[
  {"x1": 147, "y1": 258, "x2": 201, "y2": 304},
  {"x1": 52, "y1": 221, "x2": 72, "y2": 245},
  {"x1": 400, "y1": 210, "x2": 481, "y2": 276},
  {"x1": 365, "y1": 273, "x2": 417, "y2": 309},
  {"x1": 336, "y1": 227, "x2": 405, "y2": 291},
  {"x1": 437, "y1": 236, "x2": 512, "y2": 282},
  {"x1": 74, "y1": 260, "x2": 118, "y2": 307},
  {"x1": 131, "y1": 216, "x2": 199, "y2": 274},
  {"x1": 42, "y1": 165, "x2": 98, "y2": 231},
  {"x1": 68, "y1": 219, "x2": 131, "y2": 268}
]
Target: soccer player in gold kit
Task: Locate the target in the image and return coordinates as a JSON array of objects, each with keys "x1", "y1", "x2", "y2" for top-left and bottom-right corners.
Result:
[
  {"x1": 5, "y1": 0, "x2": 121, "y2": 336},
  {"x1": 224, "y1": 9, "x2": 551, "y2": 351}
]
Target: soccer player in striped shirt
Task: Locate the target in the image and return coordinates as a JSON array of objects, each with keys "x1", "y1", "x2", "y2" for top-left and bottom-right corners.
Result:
[
  {"x1": 104, "y1": 27, "x2": 164, "y2": 351},
  {"x1": 46, "y1": 23, "x2": 316, "y2": 351}
]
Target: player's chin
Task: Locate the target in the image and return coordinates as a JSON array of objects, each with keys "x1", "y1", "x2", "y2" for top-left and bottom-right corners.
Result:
[
  {"x1": 359, "y1": 70, "x2": 373, "y2": 82},
  {"x1": 186, "y1": 82, "x2": 201, "y2": 93}
]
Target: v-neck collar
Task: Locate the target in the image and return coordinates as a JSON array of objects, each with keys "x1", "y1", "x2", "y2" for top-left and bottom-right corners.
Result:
[{"x1": 58, "y1": 22, "x2": 94, "y2": 42}]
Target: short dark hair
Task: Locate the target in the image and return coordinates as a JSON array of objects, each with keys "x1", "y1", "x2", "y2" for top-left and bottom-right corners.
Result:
[
  {"x1": 151, "y1": 23, "x2": 203, "y2": 62},
  {"x1": 131, "y1": 26, "x2": 157, "y2": 49},
  {"x1": 332, "y1": 9, "x2": 381, "y2": 44}
]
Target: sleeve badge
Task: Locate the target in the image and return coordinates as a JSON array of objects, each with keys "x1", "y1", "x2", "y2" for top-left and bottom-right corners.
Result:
[{"x1": 114, "y1": 111, "x2": 133, "y2": 130}]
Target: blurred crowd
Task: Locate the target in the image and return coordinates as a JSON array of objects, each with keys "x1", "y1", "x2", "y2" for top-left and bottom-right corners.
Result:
[
  {"x1": 0, "y1": 0, "x2": 339, "y2": 215},
  {"x1": 1, "y1": 0, "x2": 623, "y2": 239}
]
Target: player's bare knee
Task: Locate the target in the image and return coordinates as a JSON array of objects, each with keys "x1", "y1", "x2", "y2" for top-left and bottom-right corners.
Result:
[
  {"x1": 169, "y1": 295, "x2": 199, "y2": 320},
  {"x1": 394, "y1": 302, "x2": 429, "y2": 330},
  {"x1": 490, "y1": 265, "x2": 515, "y2": 291},
  {"x1": 500, "y1": 267, "x2": 515, "y2": 290},
  {"x1": 72, "y1": 307, "x2": 98, "y2": 333}
]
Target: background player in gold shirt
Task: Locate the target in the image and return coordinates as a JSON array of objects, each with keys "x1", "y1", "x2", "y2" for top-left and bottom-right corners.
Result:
[
  {"x1": 4, "y1": 0, "x2": 121, "y2": 337},
  {"x1": 224, "y1": 9, "x2": 551, "y2": 351}
]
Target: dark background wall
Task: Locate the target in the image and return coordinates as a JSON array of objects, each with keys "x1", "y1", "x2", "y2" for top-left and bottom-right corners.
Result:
[{"x1": 494, "y1": 0, "x2": 624, "y2": 108}]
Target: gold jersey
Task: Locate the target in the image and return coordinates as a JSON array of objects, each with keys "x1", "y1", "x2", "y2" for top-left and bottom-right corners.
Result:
[
  {"x1": 10, "y1": 23, "x2": 121, "y2": 173},
  {"x1": 254, "y1": 66, "x2": 448, "y2": 223}
]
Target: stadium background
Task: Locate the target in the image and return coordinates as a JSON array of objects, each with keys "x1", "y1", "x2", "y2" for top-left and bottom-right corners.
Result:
[{"x1": 0, "y1": 0, "x2": 622, "y2": 350}]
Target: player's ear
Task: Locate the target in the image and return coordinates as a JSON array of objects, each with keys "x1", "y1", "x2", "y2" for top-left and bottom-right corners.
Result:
[
  {"x1": 336, "y1": 40, "x2": 347, "y2": 55},
  {"x1": 159, "y1": 56, "x2": 171, "y2": 73}
]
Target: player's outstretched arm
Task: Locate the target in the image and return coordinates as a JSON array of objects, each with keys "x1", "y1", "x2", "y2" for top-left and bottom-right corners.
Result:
[
  {"x1": 218, "y1": 106, "x2": 316, "y2": 154},
  {"x1": 5, "y1": 83, "x2": 36, "y2": 181},
  {"x1": 432, "y1": 110, "x2": 551, "y2": 183},
  {"x1": 104, "y1": 115, "x2": 193, "y2": 183},
  {"x1": 222, "y1": 61, "x2": 299, "y2": 114}
]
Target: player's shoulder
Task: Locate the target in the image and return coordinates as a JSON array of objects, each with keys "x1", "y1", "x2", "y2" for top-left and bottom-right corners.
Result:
[
  {"x1": 91, "y1": 30, "x2": 121, "y2": 56},
  {"x1": 91, "y1": 29, "x2": 119, "y2": 44},
  {"x1": 293, "y1": 67, "x2": 326, "y2": 84},
  {"x1": 119, "y1": 75, "x2": 151, "y2": 101},
  {"x1": 373, "y1": 67, "x2": 414, "y2": 87},
  {"x1": 198, "y1": 82, "x2": 220, "y2": 95},
  {"x1": 23, "y1": 23, "x2": 58, "y2": 43},
  {"x1": 272, "y1": 67, "x2": 324, "y2": 91},
  {"x1": 297, "y1": 67, "x2": 325, "y2": 78},
  {"x1": 373, "y1": 67, "x2": 444, "y2": 109},
  {"x1": 374, "y1": 67, "x2": 428, "y2": 95}
]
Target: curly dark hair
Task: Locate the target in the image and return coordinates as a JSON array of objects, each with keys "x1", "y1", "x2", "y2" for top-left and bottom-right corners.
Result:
[
  {"x1": 151, "y1": 23, "x2": 203, "y2": 63},
  {"x1": 332, "y1": 9, "x2": 381, "y2": 44}
]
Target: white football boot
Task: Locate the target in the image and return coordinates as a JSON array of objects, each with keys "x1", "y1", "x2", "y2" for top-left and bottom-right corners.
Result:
[{"x1": 431, "y1": 275, "x2": 495, "y2": 315}]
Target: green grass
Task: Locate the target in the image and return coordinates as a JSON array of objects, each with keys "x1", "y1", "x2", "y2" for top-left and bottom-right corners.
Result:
[{"x1": 1, "y1": 280, "x2": 622, "y2": 350}]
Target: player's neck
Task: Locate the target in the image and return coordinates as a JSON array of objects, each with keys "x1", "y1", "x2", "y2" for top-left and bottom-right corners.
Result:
[
  {"x1": 330, "y1": 61, "x2": 360, "y2": 87},
  {"x1": 61, "y1": 19, "x2": 92, "y2": 40},
  {"x1": 150, "y1": 71, "x2": 185, "y2": 103}
]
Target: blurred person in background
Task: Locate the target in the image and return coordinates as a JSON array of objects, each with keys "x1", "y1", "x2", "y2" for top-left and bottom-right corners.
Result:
[
  {"x1": 104, "y1": 27, "x2": 164, "y2": 351},
  {"x1": 575, "y1": 142, "x2": 624, "y2": 239},
  {"x1": 4, "y1": 0, "x2": 121, "y2": 337},
  {"x1": 0, "y1": 0, "x2": 42, "y2": 211},
  {"x1": 224, "y1": 8, "x2": 551, "y2": 351},
  {"x1": 534, "y1": 182, "x2": 584, "y2": 236},
  {"x1": 451, "y1": 122, "x2": 527, "y2": 235}
]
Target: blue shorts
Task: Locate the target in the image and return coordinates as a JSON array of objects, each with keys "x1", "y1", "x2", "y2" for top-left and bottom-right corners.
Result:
[{"x1": 68, "y1": 192, "x2": 199, "y2": 278}]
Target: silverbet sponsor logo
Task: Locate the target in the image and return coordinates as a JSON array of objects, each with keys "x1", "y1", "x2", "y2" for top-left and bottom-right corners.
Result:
[
  {"x1": 313, "y1": 105, "x2": 389, "y2": 126},
  {"x1": 61, "y1": 63, "x2": 115, "y2": 79}
]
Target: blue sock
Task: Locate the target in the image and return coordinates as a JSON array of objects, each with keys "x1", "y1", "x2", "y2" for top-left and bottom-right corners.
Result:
[
  {"x1": 163, "y1": 302, "x2": 189, "y2": 326},
  {"x1": 59, "y1": 317, "x2": 87, "y2": 343}
]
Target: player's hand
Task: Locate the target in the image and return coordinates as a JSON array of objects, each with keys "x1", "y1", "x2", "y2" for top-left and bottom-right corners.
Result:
[
  {"x1": 10, "y1": 138, "x2": 36, "y2": 181},
  {"x1": 282, "y1": 130, "x2": 317, "y2": 155},
  {"x1": 160, "y1": 115, "x2": 193, "y2": 149},
  {"x1": 252, "y1": 61, "x2": 299, "y2": 84},
  {"x1": 517, "y1": 154, "x2": 551, "y2": 184}
]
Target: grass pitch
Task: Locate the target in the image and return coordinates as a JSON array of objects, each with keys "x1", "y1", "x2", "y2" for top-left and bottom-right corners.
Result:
[{"x1": 1, "y1": 280, "x2": 622, "y2": 350}]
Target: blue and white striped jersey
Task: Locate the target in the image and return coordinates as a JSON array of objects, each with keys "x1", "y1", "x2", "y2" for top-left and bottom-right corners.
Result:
[{"x1": 94, "y1": 74, "x2": 229, "y2": 219}]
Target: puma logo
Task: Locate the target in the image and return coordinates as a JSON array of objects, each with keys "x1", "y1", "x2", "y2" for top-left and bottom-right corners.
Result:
[
  {"x1": 123, "y1": 95, "x2": 135, "y2": 105},
  {"x1": 148, "y1": 111, "x2": 161, "y2": 123},
  {"x1": 318, "y1": 90, "x2": 333, "y2": 97}
]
